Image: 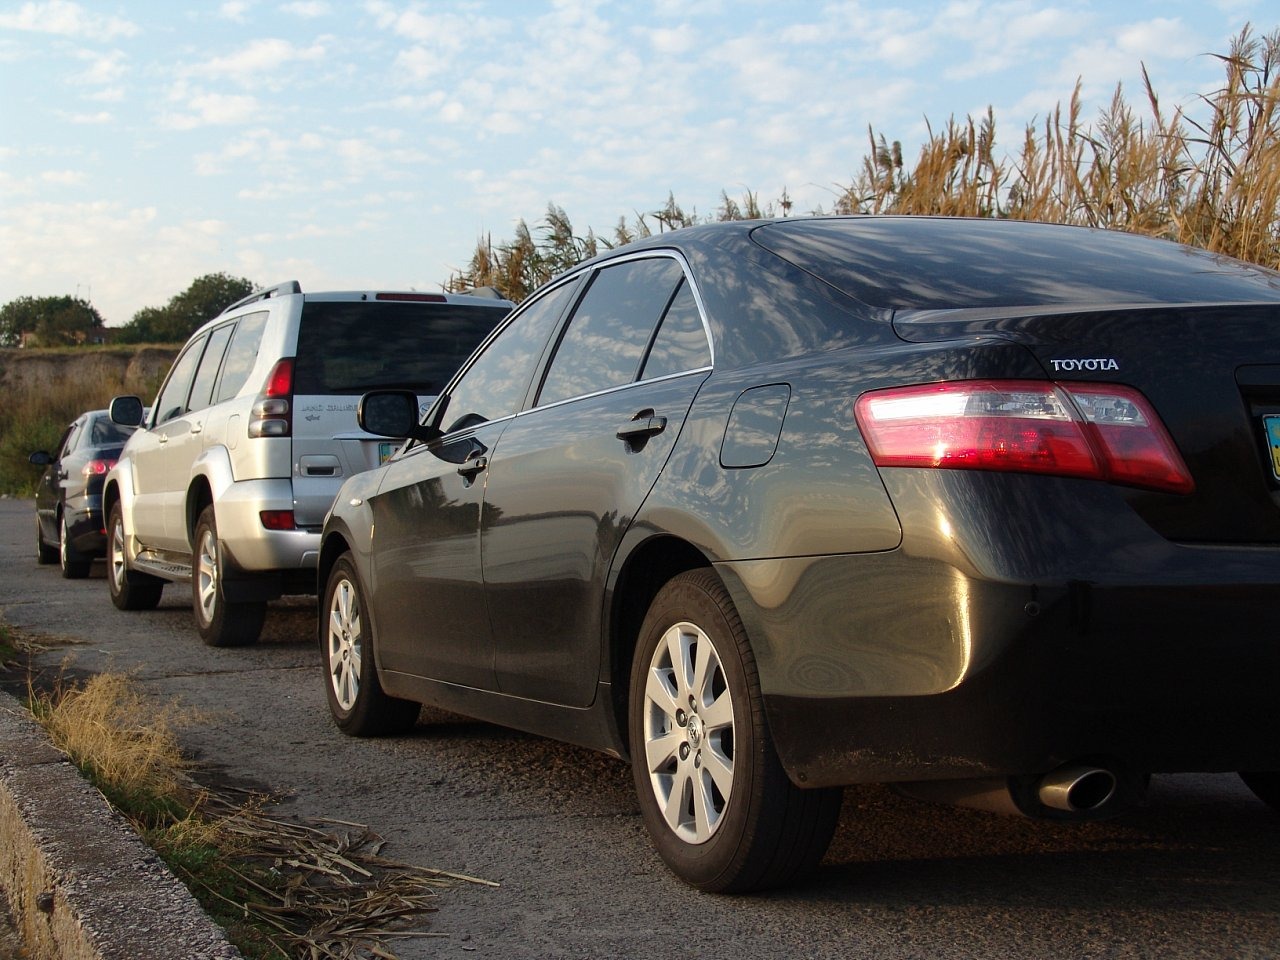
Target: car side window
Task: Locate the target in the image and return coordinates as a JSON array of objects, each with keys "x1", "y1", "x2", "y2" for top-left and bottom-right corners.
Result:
[
  {"x1": 437, "y1": 281, "x2": 577, "y2": 434},
  {"x1": 57, "y1": 422, "x2": 80, "y2": 459},
  {"x1": 153, "y1": 336, "x2": 207, "y2": 426},
  {"x1": 215, "y1": 311, "x2": 269, "y2": 403},
  {"x1": 639, "y1": 279, "x2": 712, "y2": 381},
  {"x1": 538, "y1": 258, "x2": 685, "y2": 407},
  {"x1": 188, "y1": 323, "x2": 235, "y2": 412}
]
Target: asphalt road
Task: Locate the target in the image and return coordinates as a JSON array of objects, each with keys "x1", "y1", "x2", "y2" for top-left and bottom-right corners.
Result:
[{"x1": 1, "y1": 496, "x2": 1278, "y2": 959}]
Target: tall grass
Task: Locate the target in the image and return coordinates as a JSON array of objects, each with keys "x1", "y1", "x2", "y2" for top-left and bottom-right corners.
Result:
[
  {"x1": 450, "y1": 25, "x2": 1279, "y2": 301},
  {"x1": 0, "y1": 348, "x2": 166, "y2": 495},
  {"x1": 838, "y1": 25, "x2": 1280, "y2": 268}
]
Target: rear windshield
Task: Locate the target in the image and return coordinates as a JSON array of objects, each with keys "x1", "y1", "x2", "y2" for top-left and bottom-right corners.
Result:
[
  {"x1": 294, "y1": 301, "x2": 509, "y2": 395},
  {"x1": 752, "y1": 218, "x2": 1280, "y2": 310}
]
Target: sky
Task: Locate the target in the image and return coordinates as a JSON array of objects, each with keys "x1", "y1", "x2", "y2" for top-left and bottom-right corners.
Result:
[{"x1": 0, "y1": 1, "x2": 1267, "y2": 327}]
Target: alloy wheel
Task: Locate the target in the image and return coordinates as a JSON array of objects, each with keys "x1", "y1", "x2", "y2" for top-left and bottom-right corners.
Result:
[
  {"x1": 194, "y1": 527, "x2": 219, "y2": 627},
  {"x1": 640, "y1": 619, "x2": 736, "y2": 844},
  {"x1": 327, "y1": 575, "x2": 362, "y2": 712}
]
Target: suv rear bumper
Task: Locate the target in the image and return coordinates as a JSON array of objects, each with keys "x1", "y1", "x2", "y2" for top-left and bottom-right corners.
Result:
[{"x1": 214, "y1": 478, "x2": 321, "y2": 575}]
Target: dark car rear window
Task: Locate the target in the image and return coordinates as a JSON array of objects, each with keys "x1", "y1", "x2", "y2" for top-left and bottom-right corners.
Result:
[
  {"x1": 294, "y1": 301, "x2": 510, "y2": 395},
  {"x1": 752, "y1": 218, "x2": 1280, "y2": 310}
]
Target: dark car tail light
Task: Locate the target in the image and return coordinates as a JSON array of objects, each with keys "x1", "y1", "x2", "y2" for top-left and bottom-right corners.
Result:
[
  {"x1": 249, "y1": 358, "x2": 295, "y2": 438},
  {"x1": 854, "y1": 380, "x2": 1194, "y2": 495},
  {"x1": 82, "y1": 458, "x2": 116, "y2": 477},
  {"x1": 259, "y1": 510, "x2": 296, "y2": 530}
]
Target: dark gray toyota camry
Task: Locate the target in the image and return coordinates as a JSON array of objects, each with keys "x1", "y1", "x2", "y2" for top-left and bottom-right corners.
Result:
[{"x1": 318, "y1": 216, "x2": 1280, "y2": 892}]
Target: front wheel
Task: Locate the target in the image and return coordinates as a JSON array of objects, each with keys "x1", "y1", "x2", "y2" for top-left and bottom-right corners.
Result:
[
  {"x1": 628, "y1": 569, "x2": 842, "y2": 893},
  {"x1": 59, "y1": 513, "x2": 91, "y2": 579},
  {"x1": 192, "y1": 506, "x2": 265, "y2": 647},
  {"x1": 322, "y1": 554, "x2": 419, "y2": 736},
  {"x1": 107, "y1": 503, "x2": 164, "y2": 610}
]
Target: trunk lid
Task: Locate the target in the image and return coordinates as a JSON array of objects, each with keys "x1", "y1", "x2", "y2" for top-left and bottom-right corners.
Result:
[{"x1": 893, "y1": 302, "x2": 1280, "y2": 543}]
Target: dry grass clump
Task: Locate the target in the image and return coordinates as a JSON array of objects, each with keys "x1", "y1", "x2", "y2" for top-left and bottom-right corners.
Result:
[
  {"x1": 27, "y1": 670, "x2": 493, "y2": 959},
  {"x1": 32, "y1": 672, "x2": 193, "y2": 824}
]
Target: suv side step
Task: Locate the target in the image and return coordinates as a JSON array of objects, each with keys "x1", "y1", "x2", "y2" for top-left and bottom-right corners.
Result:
[{"x1": 132, "y1": 552, "x2": 193, "y2": 583}]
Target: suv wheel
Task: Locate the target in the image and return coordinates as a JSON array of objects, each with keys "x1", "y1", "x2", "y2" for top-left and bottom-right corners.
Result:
[
  {"x1": 59, "y1": 513, "x2": 91, "y2": 579},
  {"x1": 322, "y1": 553, "x2": 419, "y2": 736},
  {"x1": 629, "y1": 569, "x2": 843, "y2": 893},
  {"x1": 193, "y1": 505, "x2": 266, "y2": 647},
  {"x1": 107, "y1": 503, "x2": 164, "y2": 610}
]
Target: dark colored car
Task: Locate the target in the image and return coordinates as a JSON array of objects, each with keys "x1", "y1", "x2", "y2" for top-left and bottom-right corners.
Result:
[
  {"x1": 318, "y1": 216, "x2": 1280, "y2": 892},
  {"x1": 32, "y1": 409, "x2": 137, "y2": 578}
]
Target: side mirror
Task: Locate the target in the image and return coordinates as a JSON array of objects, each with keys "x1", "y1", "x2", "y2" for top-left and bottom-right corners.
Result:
[
  {"x1": 29, "y1": 451, "x2": 52, "y2": 466},
  {"x1": 109, "y1": 395, "x2": 145, "y2": 427},
  {"x1": 358, "y1": 390, "x2": 440, "y2": 442}
]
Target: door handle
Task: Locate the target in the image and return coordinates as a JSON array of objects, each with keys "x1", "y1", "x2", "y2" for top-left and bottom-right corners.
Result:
[
  {"x1": 157, "y1": 433, "x2": 168, "y2": 444},
  {"x1": 457, "y1": 456, "x2": 488, "y2": 480},
  {"x1": 616, "y1": 412, "x2": 668, "y2": 442},
  {"x1": 190, "y1": 422, "x2": 203, "y2": 434}
]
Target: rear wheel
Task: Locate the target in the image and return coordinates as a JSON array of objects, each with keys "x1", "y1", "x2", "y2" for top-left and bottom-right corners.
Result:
[
  {"x1": 323, "y1": 554, "x2": 419, "y2": 736},
  {"x1": 59, "y1": 513, "x2": 91, "y2": 579},
  {"x1": 1240, "y1": 771, "x2": 1280, "y2": 811},
  {"x1": 193, "y1": 505, "x2": 265, "y2": 647},
  {"x1": 35, "y1": 514, "x2": 57, "y2": 564},
  {"x1": 629, "y1": 569, "x2": 842, "y2": 893},
  {"x1": 107, "y1": 503, "x2": 163, "y2": 611}
]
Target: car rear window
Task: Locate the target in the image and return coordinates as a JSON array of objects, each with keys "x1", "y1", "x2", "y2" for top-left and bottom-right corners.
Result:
[
  {"x1": 752, "y1": 218, "x2": 1280, "y2": 310},
  {"x1": 294, "y1": 301, "x2": 510, "y2": 396}
]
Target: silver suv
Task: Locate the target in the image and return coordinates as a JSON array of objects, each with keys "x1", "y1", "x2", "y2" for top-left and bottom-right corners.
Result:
[{"x1": 104, "y1": 281, "x2": 511, "y2": 646}]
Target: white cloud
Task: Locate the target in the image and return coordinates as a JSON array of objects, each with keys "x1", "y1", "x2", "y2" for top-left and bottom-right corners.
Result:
[
  {"x1": 64, "y1": 110, "x2": 112, "y2": 124},
  {"x1": 162, "y1": 92, "x2": 260, "y2": 130},
  {"x1": 71, "y1": 48, "x2": 128, "y2": 86},
  {"x1": 282, "y1": 1, "x2": 330, "y2": 17},
  {"x1": 0, "y1": 0, "x2": 137, "y2": 40},
  {"x1": 190, "y1": 38, "x2": 327, "y2": 81},
  {"x1": 219, "y1": 1, "x2": 251, "y2": 23}
]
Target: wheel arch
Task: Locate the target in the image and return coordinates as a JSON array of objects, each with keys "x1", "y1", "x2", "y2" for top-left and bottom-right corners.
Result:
[{"x1": 606, "y1": 533, "x2": 713, "y2": 759}]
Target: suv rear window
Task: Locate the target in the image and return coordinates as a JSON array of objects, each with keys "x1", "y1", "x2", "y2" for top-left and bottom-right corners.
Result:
[
  {"x1": 294, "y1": 301, "x2": 510, "y2": 396},
  {"x1": 752, "y1": 218, "x2": 1280, "y2": 310}
]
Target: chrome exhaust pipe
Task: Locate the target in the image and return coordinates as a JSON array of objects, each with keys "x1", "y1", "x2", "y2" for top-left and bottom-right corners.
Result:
[{"x1": 1037, "y1": 764, "x2": 1117, "y2": 813}]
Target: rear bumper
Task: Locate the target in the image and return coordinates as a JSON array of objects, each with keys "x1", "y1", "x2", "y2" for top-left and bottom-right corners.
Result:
[
  {"x1": 213, "y1": 479, "x2": 320, "y2": 576},
  {"x1": 719, "y1": 470, "x2": 1280, "y2": 788}
]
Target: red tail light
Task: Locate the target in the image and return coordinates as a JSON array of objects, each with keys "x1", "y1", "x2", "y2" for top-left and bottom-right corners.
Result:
[
  {"x1": 854, "y1": 380, "x2": 1194, "y2": 495},
  {"x1": 249, "y1": 358, "x2": 295, "y2": 438},
  {"x1": 82, "y1": 459, "x2": 116, "y2": 478},
  {"x1": 375, "y1": 292, "x2": 446, "y2": 302},
  {"x1": 259, "y1": 510, "x2": 296, "y2": 530}
]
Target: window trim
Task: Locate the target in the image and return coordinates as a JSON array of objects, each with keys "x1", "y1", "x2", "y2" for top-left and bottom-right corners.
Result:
[{"x1": 528, "y1": 250, "x2": 714, "y2": 414}]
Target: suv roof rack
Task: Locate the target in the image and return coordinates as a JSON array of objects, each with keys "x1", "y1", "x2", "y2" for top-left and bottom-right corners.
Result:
[{"x1": 220, "y1": 280, "x2": 302, "y2": 316}]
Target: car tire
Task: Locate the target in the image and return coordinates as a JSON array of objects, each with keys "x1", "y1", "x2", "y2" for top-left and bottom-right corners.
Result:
[
  {"x1": 36, "y1": 515, "x2": 58, "y2": 565},
  {"x1": 107, "y1": 502, "x2": 164, "y2": 611},
  {"x1": 628, "y1": 568, "x2": 843, "y2": 893},
  {"x1": 1240, "y1": 771, "x2": 1280, "y2": 811},
  {"x1": 322, "y1": 554, "x2": 420, "y2": 736},
  {"x1": 193, "y1": 506, "x2": 266, "y2": 647},
  {"x1": 59, "y1": 513, "x2": 91, "y2": 579}
]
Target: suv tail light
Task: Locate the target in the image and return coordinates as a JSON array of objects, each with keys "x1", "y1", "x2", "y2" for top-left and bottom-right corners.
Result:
[
  {"x1": 249, "y1": 358, "x2": 295, "y2": 438},
  {"x1": 854, "y1": 380, "x2": 1194, "y2": 495}
]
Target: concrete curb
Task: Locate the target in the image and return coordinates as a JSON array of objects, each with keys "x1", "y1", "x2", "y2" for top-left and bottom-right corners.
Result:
[{"x1": 0, "y1": 690, "x2": 241, "y2": 960}]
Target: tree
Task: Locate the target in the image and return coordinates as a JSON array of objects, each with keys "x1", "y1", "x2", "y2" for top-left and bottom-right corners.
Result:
[
  {"x1": 0, "y1": 295, "x2": 105, "y2": 347},
  {"x1": 115, "y1": 272, "x2": 255, "y2": 344}
]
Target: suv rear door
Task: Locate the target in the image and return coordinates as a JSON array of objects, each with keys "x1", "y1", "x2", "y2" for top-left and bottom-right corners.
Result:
[{"x1": 291, "y1": 297, "x2": 511, "y2": 527}]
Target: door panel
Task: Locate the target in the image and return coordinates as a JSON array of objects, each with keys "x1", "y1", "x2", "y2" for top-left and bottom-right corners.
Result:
[
  {"x1": 370, "y1": 422, "x2": 508, "y2": 689},
  {"x1": 483, "y1": 372, "x2": 706, "y2": 705}
]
